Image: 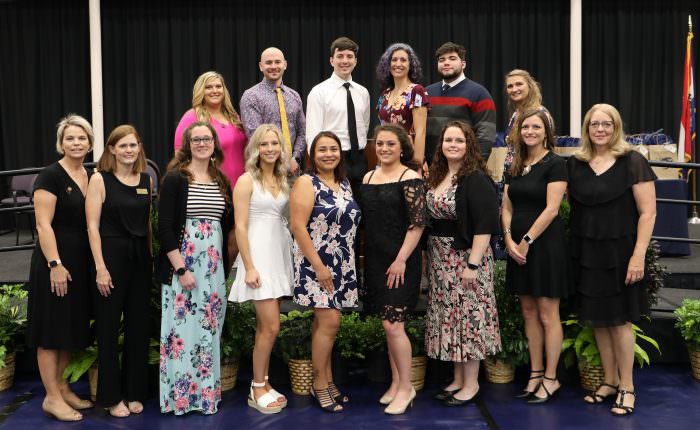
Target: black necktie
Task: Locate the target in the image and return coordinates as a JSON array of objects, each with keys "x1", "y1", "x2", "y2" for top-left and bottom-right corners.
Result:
[
  {"x1": 442, "y1": 83, "x2": 450, "y2": 94},
  {"x1": 343, "y1": 82, "x2": 360, "y2": 158}
]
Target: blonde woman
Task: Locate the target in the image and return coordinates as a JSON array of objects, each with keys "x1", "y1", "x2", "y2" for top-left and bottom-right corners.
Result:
[
  {"x1": 85, "y1": 125, "x2": 151, "y2": 417},
  {"x1": 229, "y1": 124, "x2": 293, "y2": 414},
  {"x1": 568, "y1": 104, "x2": 656, "y2": 416},
  {"x1": 174, "y1": 71, "x2": 247, "y2": 189}
]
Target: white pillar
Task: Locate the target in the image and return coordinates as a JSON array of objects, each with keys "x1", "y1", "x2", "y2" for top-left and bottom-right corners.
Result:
[
  {"x1": 89, "y1": 0, "x2": 104, "y2": 160},
  {"x1": 570, "y1": 0, "x2": 583, "y2": 137}
]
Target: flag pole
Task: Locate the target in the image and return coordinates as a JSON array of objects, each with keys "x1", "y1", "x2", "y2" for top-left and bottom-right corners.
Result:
[{"x1": 689, "y1": 15, "x2": 700, "y2": 224}]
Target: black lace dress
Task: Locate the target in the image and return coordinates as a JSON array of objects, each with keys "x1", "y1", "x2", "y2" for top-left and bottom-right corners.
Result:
[
  {"x1": 359, "y1": 170, "x2": 428, "y2": 322},
  {"x1": 568, "y1": 150, "x2": 656, "y2": 327}
]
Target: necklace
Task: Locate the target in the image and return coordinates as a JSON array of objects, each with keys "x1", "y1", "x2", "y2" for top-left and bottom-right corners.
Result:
[{"x1": 522, "y1": 150, "x2": 549, "y2": 175}]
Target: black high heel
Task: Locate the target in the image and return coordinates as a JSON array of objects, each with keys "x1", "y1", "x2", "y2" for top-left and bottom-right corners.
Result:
[
  {"x1": 611, "y1": 389, "x2": 636, "y2": 416},
  {"x1": 310, "y1": 386, "x2": 343, "y2": 413},
  {"x1": 515, "y1": 369, "x2": 544, "y2": 399},
  {"x1": 584, "y1": 383, "x2": 619, "y2": 404},
  {"x1": 328, "y1": 382, "x2": 349, "y2": 404},
  {"x1": 527, "y1": 376, "x2": 560, "y2": 404}
]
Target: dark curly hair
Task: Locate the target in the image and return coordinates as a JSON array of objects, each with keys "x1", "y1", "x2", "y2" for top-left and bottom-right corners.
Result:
[
  {"x1": 427, "y1": 121, "x2": 487, "y2": 188},
  {"x1": 373, "y1": 124, "x2": 420, "y2": 171},
  {"x1": 376, "y1": 43, "x2": 423, "y2": 91}
]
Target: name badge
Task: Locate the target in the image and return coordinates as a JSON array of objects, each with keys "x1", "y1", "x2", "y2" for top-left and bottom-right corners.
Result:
[{"x1": 136, "y1": 188, "x2": 149, "y2": 195}]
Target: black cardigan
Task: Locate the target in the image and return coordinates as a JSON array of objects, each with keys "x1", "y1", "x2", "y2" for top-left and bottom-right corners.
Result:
[
  {"x1": 154, "y1": 170, "x2": 234, "y2": 285},
  {"x1": 451, "y1": 170, "x2": 500, "y2": 250}
]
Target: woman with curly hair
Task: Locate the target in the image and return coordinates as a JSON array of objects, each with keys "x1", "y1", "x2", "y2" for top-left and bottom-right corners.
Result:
[
  {"x1": 425, "y1": 121, "x2": 501, "y2": 406},
  {"x1": 228, "y1": 124, "x2": 294, "y2": 414},
  {"x1": 157, "y1": 121, "x2": 235, "y2": 415},
  {"x1": 376, "y1": 43, "x2": 430, "y2": 164}
]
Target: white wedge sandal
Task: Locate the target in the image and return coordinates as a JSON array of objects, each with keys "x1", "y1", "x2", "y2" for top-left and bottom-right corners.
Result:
[{"x1": 248, "y1": 381, "x2": 283, "y2": 414}]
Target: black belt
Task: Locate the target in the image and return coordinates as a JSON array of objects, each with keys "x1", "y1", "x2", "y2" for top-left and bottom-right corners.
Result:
[{"x1": 428, "y1": 219, "x2": 459, "y2": 237}]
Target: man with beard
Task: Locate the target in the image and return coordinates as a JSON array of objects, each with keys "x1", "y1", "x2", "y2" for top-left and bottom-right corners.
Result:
[
  {"x1": 240, "y1": 47, "x2": 306, "y2": 175},
  {"x1": 425, "y1": 42, "x2": 496, "y2": 163}
]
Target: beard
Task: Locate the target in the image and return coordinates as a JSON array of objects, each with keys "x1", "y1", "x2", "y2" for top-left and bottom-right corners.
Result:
[{"x1": 439, "y1": 68, "x2": 462, "y2": 81}]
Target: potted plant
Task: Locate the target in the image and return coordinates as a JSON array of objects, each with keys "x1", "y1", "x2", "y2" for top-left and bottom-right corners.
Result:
[
  {"x1": 484, "y1": 261, "x2": 529, "y2": 383},
  {"x1": 0, "y1": 284, "x2": 28, "y2": 391},
  {"x1": 561, "y1": 317, "x2": 660, "y2": 391},
  {"x1": 363, "y1": 315, "x2": 390, "y2": 383},
  {"x1": 333, "y1": 311, "x2": 368, "y2": 383},
  {"x1": 406, "y1": 315, "x2": 427, "y2": 391},
  {"x1": 673, "y1": 298, "x2": 700, "y2": 379},
  {"x1": 277, "y1": 310, "x2": 313, "y2": 395},
  {"x1": 220, "y1": 301, "x2": 256, "y2": 391}
]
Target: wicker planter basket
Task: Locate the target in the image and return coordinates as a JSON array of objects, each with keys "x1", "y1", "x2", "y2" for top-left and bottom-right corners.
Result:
[
  {"x1": 88, "y1": 365, "x2": 98, "y2": 402},
  {"x1": 578, "y1": 360, "x2": 605, "y2": 392},
  {"x1": 288, "y1": 358, "x2": 313, "y2": 395},
  {"x1": 484, "y1": 358, "x2": 515, "y2": 384},
  {"x1": 410, "y1": 356, "x2": 427, "y2": 391},
  {"x1": 688, "y1": 347, "x2": 700, "y2": 380},
  {"x1": 0, "y1": 353, "x2": 16, "y2": 391},
  {"x1": 221, "y1": 359, "x2": 240, "y2": 391}
]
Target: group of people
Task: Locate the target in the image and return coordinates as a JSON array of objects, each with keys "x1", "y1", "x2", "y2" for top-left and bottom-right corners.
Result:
[{"x1": 25, "y1": 36, "x2": 656, "y2": 422}]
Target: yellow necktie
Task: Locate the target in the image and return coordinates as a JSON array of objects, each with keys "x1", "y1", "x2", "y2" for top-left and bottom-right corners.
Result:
[{"x1": 276, "y1": 87, "x2": 293, "y2": 156}]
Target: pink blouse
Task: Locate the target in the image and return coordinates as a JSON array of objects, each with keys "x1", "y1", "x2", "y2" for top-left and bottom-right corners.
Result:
[{"x1": 174, "y1": 109, "x2": 247, "y2": 189}]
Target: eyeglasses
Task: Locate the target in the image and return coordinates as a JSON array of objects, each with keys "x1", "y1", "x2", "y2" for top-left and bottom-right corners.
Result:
[
  {"x1": 191, "y1": 136, "x2": 213, "y2": 145},
  {"x1": 589, "y1": 121, "x2": 614, "y2": 130}
]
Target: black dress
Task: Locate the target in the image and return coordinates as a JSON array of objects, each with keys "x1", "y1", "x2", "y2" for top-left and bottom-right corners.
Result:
[
  {"x1": 93, "y1": 171, "x2": 151, "y2": 406},
  {"x1": 26, "y1": 162, "x2": 93, "y2": 349},
  {"x1": 568, "y1": 150, "x2": 656, "y2": 327},
  {"x1": 505, "y1": 152, "x2": 573, "y2": 298},
  {"x1": 359, "y1": 170, "x2": 428, "y2": 322}
]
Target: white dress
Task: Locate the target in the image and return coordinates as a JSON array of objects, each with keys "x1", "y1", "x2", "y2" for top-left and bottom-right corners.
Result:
[{"x1": 228, "y1": 177, "x2": 294, "y2": 302}]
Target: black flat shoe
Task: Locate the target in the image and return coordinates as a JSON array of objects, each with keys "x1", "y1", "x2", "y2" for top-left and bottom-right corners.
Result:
[
  {"x1": 434, "y1": 387, "x2": 461, "y2": 401},
  {"x1": 527, "y1": 376, "x2": 560, "y2": 404},
  {"x1": 611, "y1": 389, "x2": 636, "y2": 416},
  {"x1": 515, "y1": 370, "x2": 544, "y2": 399},
  {"x1": 584, "y1": 383, "x2": 619, "y2": 404},
  {"x1": 444, "y1": 389, "x2": 480, "y2": 406}
]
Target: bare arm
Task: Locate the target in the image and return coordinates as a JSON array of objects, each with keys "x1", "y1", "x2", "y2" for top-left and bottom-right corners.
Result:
[
  {"x1": 34, "y1": 189, "x2": 72, "y2": 297},
  {"x1": 85, "y1": 173, "x2": 113, "y2": 296},
  {"x1": 233, "y1": 174, "x2": 260, "y2": 288},
  {"x1": 501, "y1": 185, "x2": 525, "y2": 264},
  {"x1": 626, "y1": 181, "x2": 656, "y2": 284},
  {"x1": 411, "y1": 106, "x2": 428, "y2": 163}
]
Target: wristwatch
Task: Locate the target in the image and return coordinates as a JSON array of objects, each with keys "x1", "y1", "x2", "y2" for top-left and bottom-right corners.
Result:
[
  {"x1": 48, "y1": 259, "x2": 62, "y2": 268},
  {"x1": 466, "y1": 262, "x2": 480, "y2": 271},
  {"x1": 522, "y1": 234, "x2": 534, "y2": 245},
  {"x1": 175, "y1": 267, "x2": 187, "y2": 276}
]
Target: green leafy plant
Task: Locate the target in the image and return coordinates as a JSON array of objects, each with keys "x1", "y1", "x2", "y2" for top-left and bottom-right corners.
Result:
[
  {"x1": 277, "y1": 310, "x2": 313, "y2": 362},
  {"x1": 0, "y1": 284, "x2": 28, "y2": 368},
  {"x1": 221, "y1": 302, "x2": 256, "y2": 362},
  {"x1": 561, "y1": 317, "x2": 660, "y2": 368},
  {"x1": 335, "y1": 312, "x2": 372, "y2": 360},
  {"x1": 363, "y1": 315, "x2": 387, "y2": 353},
  {"x1": 491, "y1": 261, "x2": 529, "y2": 367},
  {"x1": 674, "y1": 298, "x2": 700, "y2": 351},
  {"x1": 406, "y1": 316, "x2": 426, "y2": 357},
  {"x1": 62, "y1": 344, "x2": 98, "y2": 383}
]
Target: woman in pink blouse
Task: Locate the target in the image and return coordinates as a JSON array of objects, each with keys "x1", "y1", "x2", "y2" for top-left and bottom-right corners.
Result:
[{"x1": 174, "y1": 71, "x2": 247, "y2": 189}]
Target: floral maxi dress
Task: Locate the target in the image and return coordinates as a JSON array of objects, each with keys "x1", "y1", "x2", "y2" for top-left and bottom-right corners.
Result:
[{"x1": 159, "y1": 217, "x2": 226, "y2": 415}]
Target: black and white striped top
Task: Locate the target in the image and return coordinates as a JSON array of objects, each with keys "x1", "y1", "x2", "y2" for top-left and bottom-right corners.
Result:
[{"x1": 186, "y1": 181, "x2": 226, "y2": 220}]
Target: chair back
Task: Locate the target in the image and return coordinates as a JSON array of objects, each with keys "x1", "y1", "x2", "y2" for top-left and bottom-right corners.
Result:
[{"x1": 10, "y1": 174, "x2": 38, "y2": 197}]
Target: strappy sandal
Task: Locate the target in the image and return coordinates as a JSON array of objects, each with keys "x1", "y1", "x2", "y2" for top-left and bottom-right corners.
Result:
[
  {"x1": 265, "y1": 376, "x2": 287, "y2": 408},
  {"x1": 611, "y1": 389, "x2": 636, "y2": 416},
  {"x1": 527, "y1": 376, "x2": 560, "y2": 404},
  {"x1": 515, "y1": 369, "x2": 544, "y2": 399},
  {"x1": 310, "y1": 386, "x2": 343, "y2": 413},
  {"x1": 584, "y1": 383, "x2": 619, "y2": 404},
  {"x1": 247, "y1": 381, "x2": 283, "y2": 414},
  {"x1": 328, "y1": 382, "x2": 349, "y2": 404}
]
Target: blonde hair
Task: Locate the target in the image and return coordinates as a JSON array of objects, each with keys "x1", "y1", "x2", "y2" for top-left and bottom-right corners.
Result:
[
  {"x1": 192, "y1": 71, "x2": 242, "y2": 129},
  {"x1": 244, "y1": 124, "x2": 290, "y2": 196},
  {"x1": 97, "y1": 124, "x2": 147, "y2": 174},
  {"x1": 575, "y1": 103, "x2": 632, "y2": 162},
  {"x1": 55, "y1": 114, "x2": 94, "y2": 154},
  {"x1": 505, "y1": 69, "x2": 543, "y2": 115}
]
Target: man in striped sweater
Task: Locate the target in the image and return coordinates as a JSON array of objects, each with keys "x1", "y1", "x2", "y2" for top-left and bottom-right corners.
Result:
[{"x1": 425, "y1": 42, "x2": 496, "y2": 163}]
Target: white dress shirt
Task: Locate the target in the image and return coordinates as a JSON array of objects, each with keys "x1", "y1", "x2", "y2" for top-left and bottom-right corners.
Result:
[
  {"x1": 305, "y1": 73, "x2": 371, "y2": 151},
  {"x1": 442, "y1": 73, "x2": 466, "y2": 89}
]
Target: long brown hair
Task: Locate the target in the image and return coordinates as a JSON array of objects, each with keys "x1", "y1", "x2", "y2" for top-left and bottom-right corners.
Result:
[
  {"x1": 509, "y1": 109, "x2": 556, "y2": 177},
  {"x1": 373, "y1": 124, "x2": 420, "y2": 171},
  {"x1": 97, "y1": 124, "x2": 147, "y2": 174},
  {"x1": 427, "y1": 121, "x2": 487, "y2": 188},
  {"x1": 166, "y1": 121, "x2": 231, "y2": 204}
]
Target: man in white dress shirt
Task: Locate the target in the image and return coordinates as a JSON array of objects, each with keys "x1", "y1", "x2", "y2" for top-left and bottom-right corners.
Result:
[{"x1": 306, "y1": 36, "x2": 371, "y2": 195}]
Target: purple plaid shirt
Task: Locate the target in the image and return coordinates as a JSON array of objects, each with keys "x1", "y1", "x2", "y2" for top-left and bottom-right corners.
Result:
[{"x1": 239, "y1": 79, "x2": 306, "y2": 161}]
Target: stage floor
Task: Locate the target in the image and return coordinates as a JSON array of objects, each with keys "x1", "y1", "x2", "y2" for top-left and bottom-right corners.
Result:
[{"x1": 1, "y1": 364, "x2": 699, "y2": 429}]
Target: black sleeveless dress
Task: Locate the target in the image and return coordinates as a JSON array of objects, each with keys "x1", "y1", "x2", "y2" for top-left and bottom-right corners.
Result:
[
  {"x1": 568, "y1": 151, "x2": 656, "y2": 327},
  {"x1": 27, "y1": 162, "x2": 93, "y2": 349},
  {"x1": 359, "y1": 169, "x2": 427, "y2": 322},
  {"x1": 505, "y1": 152, "x2": 573, "y2": 298}
]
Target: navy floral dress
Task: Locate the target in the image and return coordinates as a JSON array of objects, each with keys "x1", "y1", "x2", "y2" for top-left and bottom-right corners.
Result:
[{"x1": 293, "y1": 174, "x2": 361, "y2": 308}]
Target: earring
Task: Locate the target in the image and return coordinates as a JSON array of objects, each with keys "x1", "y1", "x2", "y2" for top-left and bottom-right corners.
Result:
[{"x1": 211, "y1": 156, "x2": 216, "y2": 162}]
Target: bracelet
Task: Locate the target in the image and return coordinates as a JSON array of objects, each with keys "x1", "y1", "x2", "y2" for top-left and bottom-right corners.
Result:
[
  {"x1": 522, "y1": 234, "x2": 534, "y2": 245},
  {"x1": 466, "y1": 262, "x2": 479, "y2": 271},
  {"x1": 503, "y1": 228, "x2": 511, "y2": 236}
]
